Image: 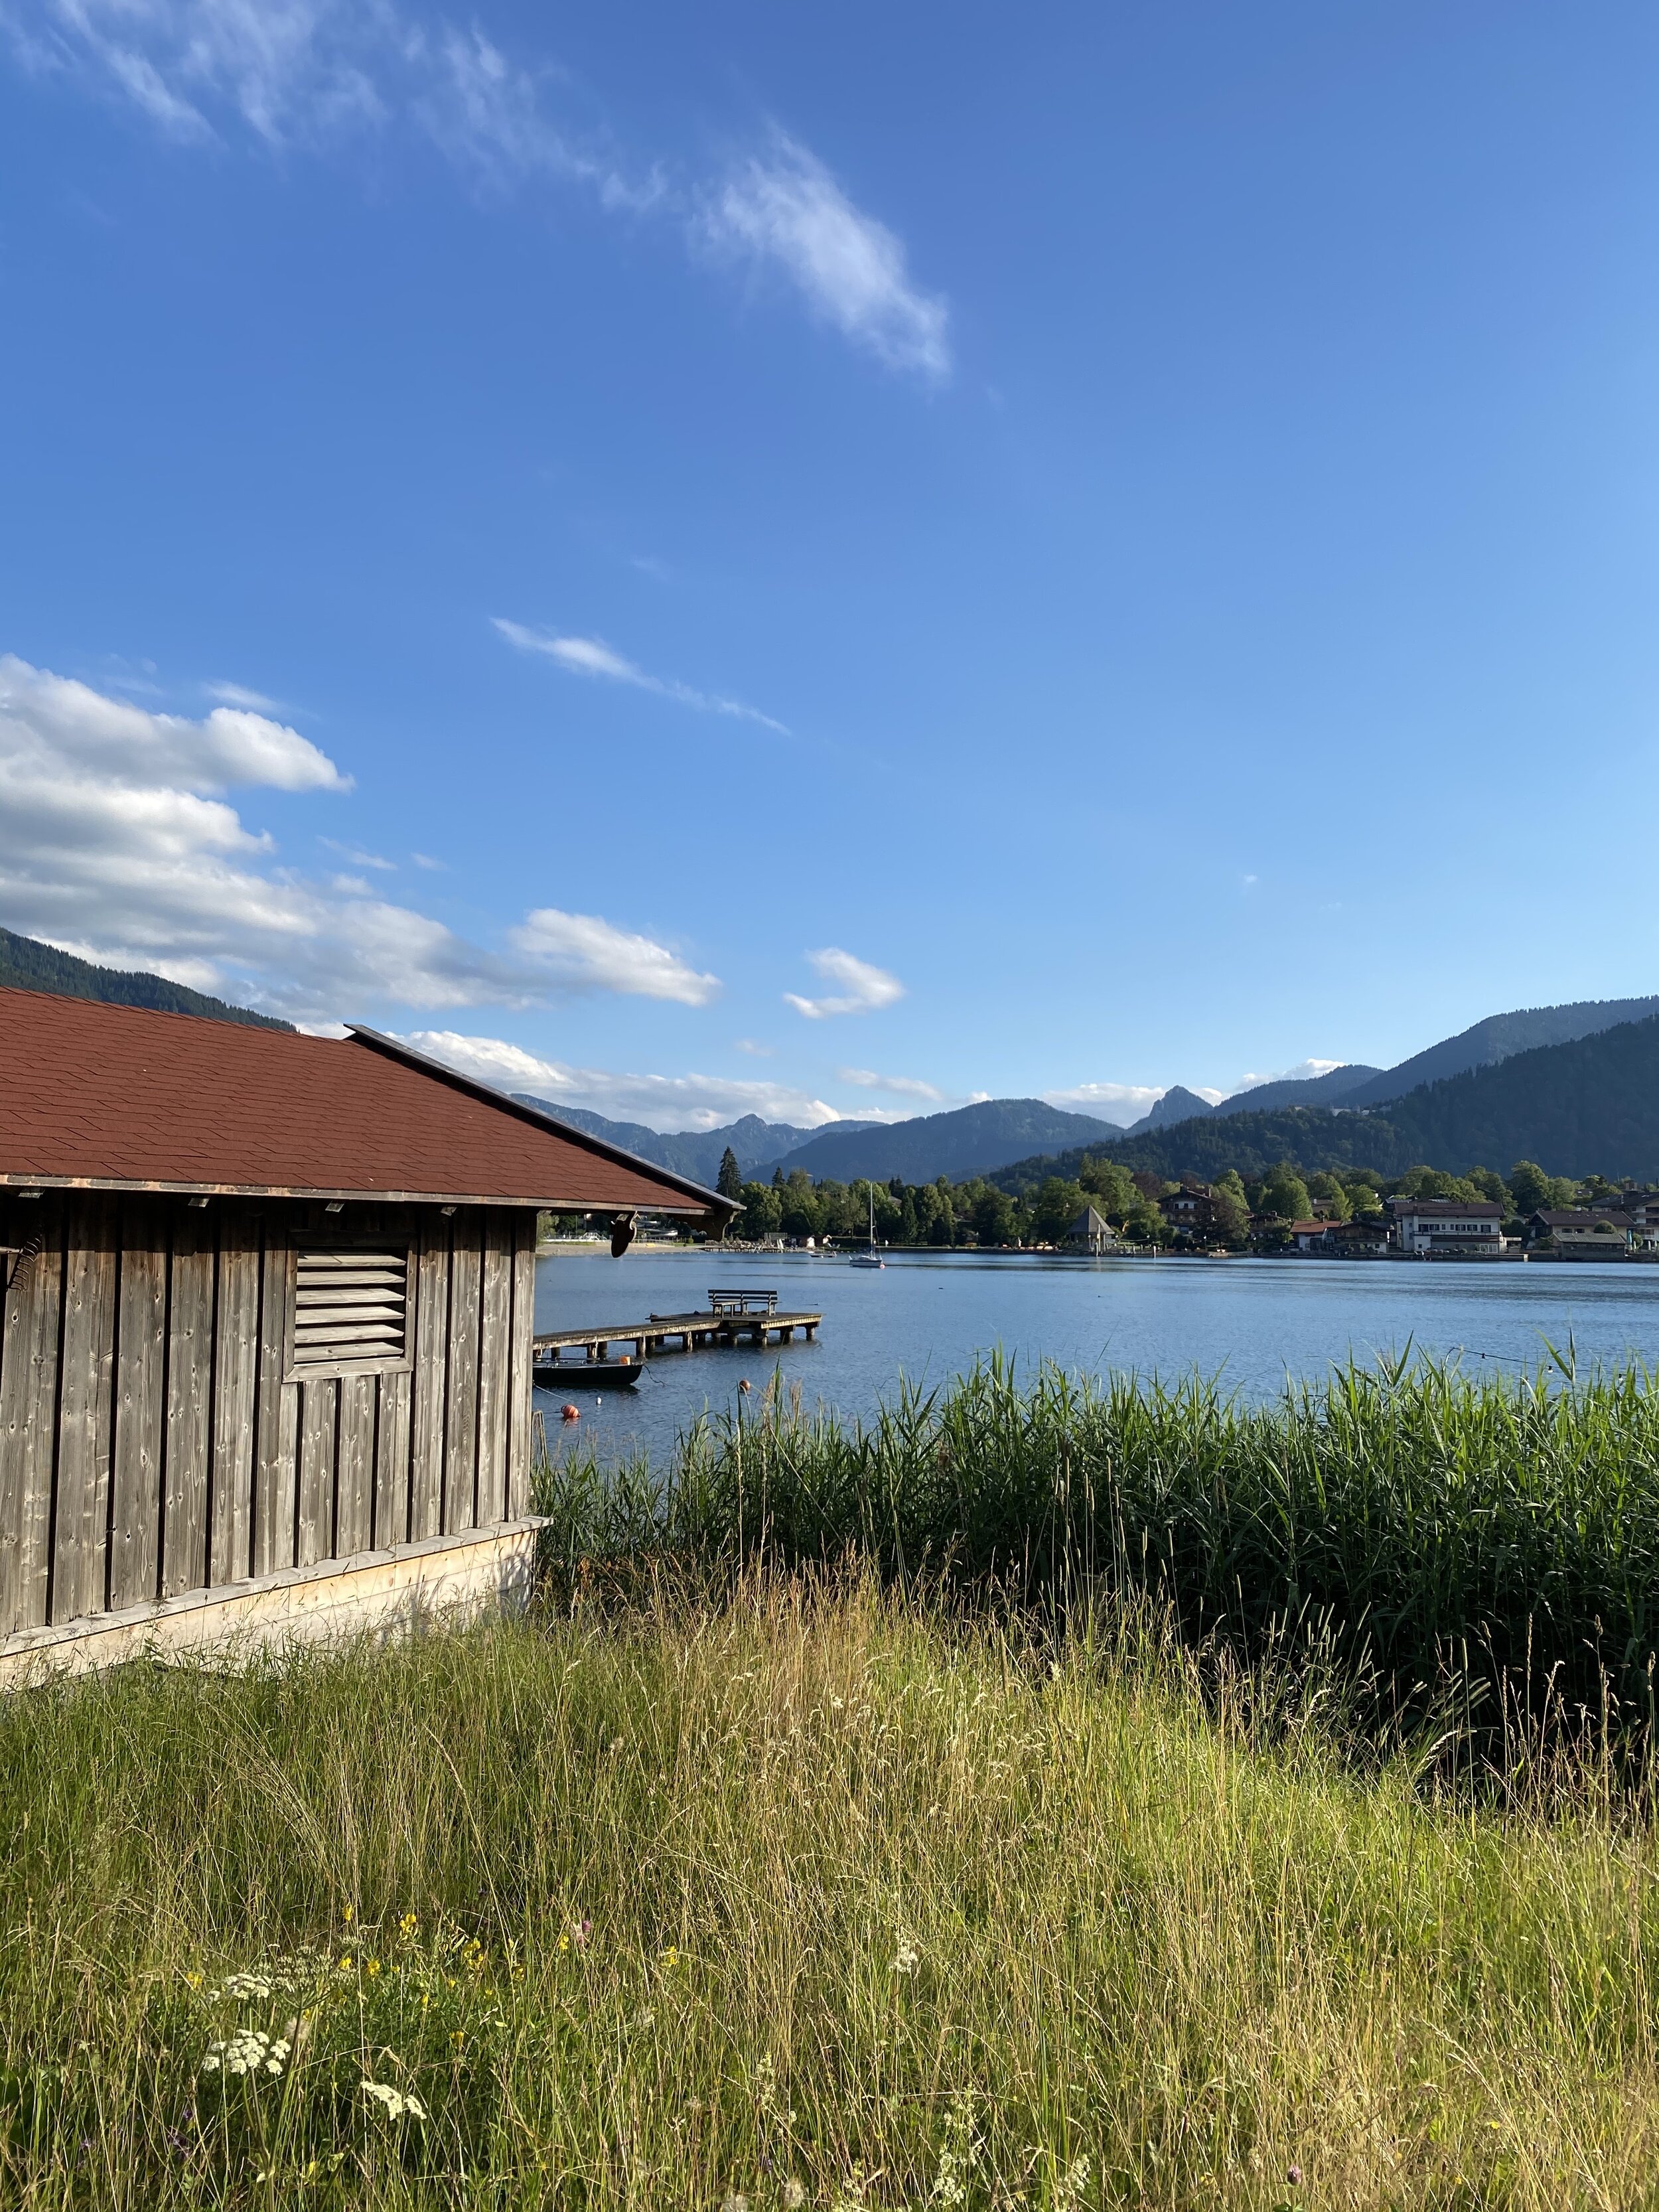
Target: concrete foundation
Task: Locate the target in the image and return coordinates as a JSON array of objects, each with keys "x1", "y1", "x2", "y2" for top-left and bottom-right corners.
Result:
[{"x1": 0, "y1": 1519, "x2": 546, "y2": 1687}]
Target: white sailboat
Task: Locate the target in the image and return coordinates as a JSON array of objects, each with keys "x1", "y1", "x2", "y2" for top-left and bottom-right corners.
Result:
[{"x1": 849, "y1": 1184, "x2": 885, "y2": 1269}]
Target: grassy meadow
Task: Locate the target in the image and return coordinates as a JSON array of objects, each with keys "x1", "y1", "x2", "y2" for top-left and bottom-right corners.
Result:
[{"x1": 6, "y1": 1358, "x2": 1659, "y2": 2207}]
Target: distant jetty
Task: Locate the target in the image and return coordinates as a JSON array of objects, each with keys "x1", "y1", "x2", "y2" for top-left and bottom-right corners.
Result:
[{"x1": 533, "y1": 1288, "x2": 821, "y2": 1371}]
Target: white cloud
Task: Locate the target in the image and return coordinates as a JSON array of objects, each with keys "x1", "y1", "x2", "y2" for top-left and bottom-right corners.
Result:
[
  {"x1": 1228, "y1": 1059, "x2": 1344, "y2": 1094},
  {"x1": 784, "y1": 947, "x2": 904, "y2": 1019},
  {"x1": 493, "y1": 619, "x2": 788, "y2": 734},
  {"x1": 0, "y1": 654, "x2": 716, "y2": 1024},
  {"x1": 837, "y1": 1067, "x2": 942, "y2": 1102},
  {"x1": 404, "y1": 1031, "x2": 839, "y2": 1133},
  {"x1": 733, "y1": 1037, "x2": 772, "y2": 1057},
  {"x1": 701, "y1": 131, "x2": 950, "y2": 382},
  {"x1": 509, "y1": 907, "x2": 719, "y2": 1007},
  {"x1": 1043, "y1": 1082, "x2": 1166, "y2": 1127},
  {"x1": 3, "y1": 655, "x2": 346, "y2": 792},
  {"x1": 9, "y1": 9, "x2": 940, "y2": 382}
]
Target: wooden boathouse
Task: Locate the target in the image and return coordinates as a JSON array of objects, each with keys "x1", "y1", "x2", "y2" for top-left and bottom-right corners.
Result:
[{"x1": 0, "y1": 988, "x2": 735, "y2": 1673}]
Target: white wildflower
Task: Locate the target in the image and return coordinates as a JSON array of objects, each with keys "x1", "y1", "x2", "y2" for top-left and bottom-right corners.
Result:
[
  {"x1": 200, "y1": 2028, "x2": 291, "y2": 2080},
  {"x1": 893, "y1": 1936, "x2": 920, "y2": 1976},
  {"x1": 362, "y1": 2080, "x2": 427, "y2": 2122},
  {"x1": 932, "y1": 2091, "x2": 981, "y2": 2206},
  {"x1": 1052, "y1": 2150, "x2": 1092, "y2": 2203},
  {"x1": 722, "y1": 2195, "x2": 750, "y2": 2212},
  {"x1": 783, "y1": 2183, "x2": 808, "y2": 2209},
  {"x1": 1048, "y1": 2154, "x2": 1090, "y2": 2209}
]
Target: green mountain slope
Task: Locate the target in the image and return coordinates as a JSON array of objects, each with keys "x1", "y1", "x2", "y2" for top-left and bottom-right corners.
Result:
[
  {"x1": 991, "y1": 1015, "x2": 1659, "y2": 1189},
  {"x1": 771, "y1": 1099, "x2": 1123, "y2": 1183},
  {"x1": 1342, "y1": 995, "x2": 1659, "y2": 1106},
  {"x1": 0, "y1": 927, "x2": 292, "y2": 1030}
]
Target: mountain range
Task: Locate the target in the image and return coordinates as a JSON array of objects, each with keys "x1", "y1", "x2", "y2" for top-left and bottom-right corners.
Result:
[
  {"x1": 0, "y1": 924, "x2": 1653, "y2": 1187},
  {"x1": 510, "y1": 1100, "x2": 884, "y2": 1189},
  {"x1": 989, "y1": 1013, "x2": 1659, "y2": 1191},
  {"x1": 1116, "y1": 995, "x2": 1659, "y2": 1136}
]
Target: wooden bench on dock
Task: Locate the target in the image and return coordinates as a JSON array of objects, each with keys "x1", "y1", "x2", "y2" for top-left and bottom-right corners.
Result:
[{"x1": 533, "y1": 1292, "x2": 819, "y2": 1365}]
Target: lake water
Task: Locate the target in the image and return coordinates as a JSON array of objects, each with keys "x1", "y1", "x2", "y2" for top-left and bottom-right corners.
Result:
[{"x1": 531, "y1": 1246, "x2": 1659, "y2": 1465}]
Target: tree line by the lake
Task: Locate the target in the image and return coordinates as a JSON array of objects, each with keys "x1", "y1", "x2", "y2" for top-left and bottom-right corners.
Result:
[{"x1": 711, "y1": 1146, "x2": 1606, "y2": 1249}]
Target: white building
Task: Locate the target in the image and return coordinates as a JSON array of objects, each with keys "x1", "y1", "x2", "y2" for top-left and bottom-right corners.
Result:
[{"x1": 1386, "y1": 1197, "x2": 1504, "y2": 1257}]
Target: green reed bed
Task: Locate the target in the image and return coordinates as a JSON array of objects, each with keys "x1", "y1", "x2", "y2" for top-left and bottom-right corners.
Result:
[
  {"x1": 5, "y1": 1584, "x2": 1659, "y2": 2209},
  {"x1": 539, "y1": 1355, "x2": 1659, "y2": 1727}
]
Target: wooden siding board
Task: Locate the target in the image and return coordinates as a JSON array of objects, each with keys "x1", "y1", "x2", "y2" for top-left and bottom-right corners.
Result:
[
  {"x1": 52, "y1": 1197, "x2": 118, "y2": 1625},
  {"x1": 252, "y1": 1230, "x2": 297, "y2": 1578},
  {"x1": 109, "y1": 1206, "x2": 167, "y2": 1611},
  {"x1": 297, "y1": 1378, "x2": 338, "y2": 1570},
  {"x1": 334, "y1": 1373, "x2": 376, "y2": 1558},
  {"x1": 161, "y1": 1212, "x2": 214, "y2": 1600},
  {"x1": 210, "y1": 1218, "x2": 261, "y2": 1587},
  {"x1": 443, "y1": 1216, "x2": 482, "y2": 1534},
  {"x1": 505, "y1": 1211, "x2": 536, "y2": 1519},
  {"x1": 474, "y1": 1211, "x2": 511, "y2": 1528},
  {"x1": 0, "y1": 1213, "x2": 64, "y2": 1635},
  {"x1": 374, "y1": 1368, "x2": 411, "y2": 1551},
  {"x1": 408, "y1": 1216, "x2": 449, "y2": 1542}
]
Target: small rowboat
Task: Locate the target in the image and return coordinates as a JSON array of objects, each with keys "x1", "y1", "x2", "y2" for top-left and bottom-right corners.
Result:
[{"x1": 533, "y1": 1358, "x2": 642, "y2": 1390}]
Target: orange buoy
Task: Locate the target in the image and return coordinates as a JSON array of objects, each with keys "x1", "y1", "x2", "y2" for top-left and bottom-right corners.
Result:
[{"x1": 561, "y1": 1403, "x2": 581, "y2": 1422}]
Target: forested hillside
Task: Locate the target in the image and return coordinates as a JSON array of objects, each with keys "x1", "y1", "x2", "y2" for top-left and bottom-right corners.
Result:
[
  {"x1": 991, "y1": 1014, "x2": 1659, "y2": 1189},
  {"x1": 0, "y1": 927, "x2": 292, "y2": 1030},
  {"x1": 770, "y1": 1098, "x2": 1121, "y2": 1181}
]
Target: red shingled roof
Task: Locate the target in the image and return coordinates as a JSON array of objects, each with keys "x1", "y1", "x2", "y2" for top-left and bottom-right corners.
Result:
[{"x1": 0, "y1": 987, "x2": 733, "y2": 1215}]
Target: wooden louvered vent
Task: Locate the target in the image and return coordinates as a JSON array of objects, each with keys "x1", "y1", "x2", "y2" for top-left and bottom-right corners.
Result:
[{"x1": 291, "y1": 1248, "x2": 411, "y2": 1374}]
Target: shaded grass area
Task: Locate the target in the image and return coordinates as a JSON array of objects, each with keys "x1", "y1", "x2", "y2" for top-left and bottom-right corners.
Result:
[
  {"x1": 539, "y1": 1357, "x2": 1659, "y2": 1731},
  {"x1": 5, "y1": 1584, "x2": 1659, "y2": 2207}
]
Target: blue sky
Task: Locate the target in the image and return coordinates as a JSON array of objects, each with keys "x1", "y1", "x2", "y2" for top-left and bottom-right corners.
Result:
[{"x1": 3, "y1": 2, "x2": 1657, "y2": 1130}]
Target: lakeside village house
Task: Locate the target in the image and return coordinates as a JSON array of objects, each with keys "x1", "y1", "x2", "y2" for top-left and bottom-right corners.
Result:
[
  {"x1": 0, "y1": 988, "x2": 736, "y2": 1677},
  {"x1": 1141, "y1": 1185, "x2": 1659, "y2": 1258}
]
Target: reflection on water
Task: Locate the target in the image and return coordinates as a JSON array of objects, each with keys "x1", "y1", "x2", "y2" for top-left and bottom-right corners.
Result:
[{"x1": 532, "y1": 1246, "x2": 1659, "y2": 1467}]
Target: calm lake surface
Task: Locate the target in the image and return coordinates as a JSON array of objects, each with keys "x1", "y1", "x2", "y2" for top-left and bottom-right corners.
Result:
[{"x1": 531, "y1": 1247, "x2": 1659, "y2": 1466}]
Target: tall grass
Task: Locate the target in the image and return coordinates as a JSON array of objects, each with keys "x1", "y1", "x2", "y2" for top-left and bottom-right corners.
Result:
[
  {"x1": 538, "y1": 1355, "x2": 1659, "y2": 1730},
  {"x1": 3, "y1": 1582, "x2": 1659, "y2": 2207}
]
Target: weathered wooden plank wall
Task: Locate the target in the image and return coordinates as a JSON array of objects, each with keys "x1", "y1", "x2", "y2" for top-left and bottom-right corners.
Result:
[{"x1": 0, "y1": 1195, "x2": 538, "y2": 1642}]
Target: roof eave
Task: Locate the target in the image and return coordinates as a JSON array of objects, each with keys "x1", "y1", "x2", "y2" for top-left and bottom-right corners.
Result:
[
  {"x1": 0, "y1": 1173, "x2": 718, "y2": 1213},
  {"x1": 344, "y1": 1026, "x2": 739, "y2": 1218}
]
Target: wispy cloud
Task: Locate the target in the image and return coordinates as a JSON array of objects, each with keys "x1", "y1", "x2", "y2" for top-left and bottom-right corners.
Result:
[
  {"x1": 493, "y1": 619, "x2": 788, "y2": 734},
  {"x1": 508, "y1": 907, "x2": 719, "y2": 1007},
  {"x1": 403, "y1": 1030, "x2": 839, "y2": 1134},
  {"x1": 837, "y1": 1066, "x2": 942, "y2": 1102},
  {"x1": 6, "y1": 8, "x2": 945, "y2": 381},
  {"x1": 701, "y1": 131, "x2": 950, "y2": 382},
  {"x1": 0, "y1": 652, "x2": 717, "y2": 1023},
  {"x1": 206, "y1": 679, "x2": 283, "y2": 711},
  {"x1": 733, "y1": 1037, "x2": 772, "y2": 1057},
  {"x1": 320, "y1": 835, "x2": 395, "y2": 871},
  {"x1": 784, "y1": 946, "x2": 904, "y2": 1019}
]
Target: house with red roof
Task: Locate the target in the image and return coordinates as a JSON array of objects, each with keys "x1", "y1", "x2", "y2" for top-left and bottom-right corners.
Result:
[{"x1": 0, "y1": 988, "x2": 735, "y2": 1674}]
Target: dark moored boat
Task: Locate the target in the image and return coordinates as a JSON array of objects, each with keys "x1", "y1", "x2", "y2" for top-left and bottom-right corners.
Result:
[{"x1": 533, "y1": 1357, "x2": 642, "y2": 1390}]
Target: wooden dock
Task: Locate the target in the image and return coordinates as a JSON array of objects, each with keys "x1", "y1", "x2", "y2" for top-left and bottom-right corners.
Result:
[{"x1": 532, "y1": 1305, "x2": 821, "y2": 1364}]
